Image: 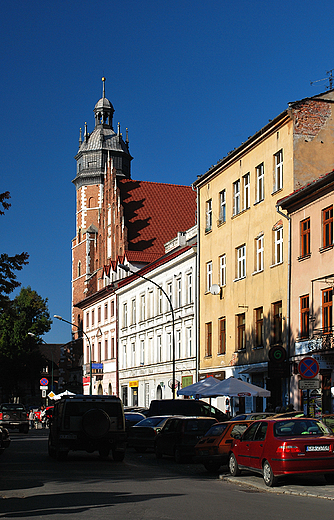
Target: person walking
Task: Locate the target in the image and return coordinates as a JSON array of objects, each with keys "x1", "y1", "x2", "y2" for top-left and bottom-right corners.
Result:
[
  {"x1": 29, "y1": 409, "x2": 35, "y2": 429},
  {"x1": 40, "y1": 406, "x2": 46, "y2": 428}
]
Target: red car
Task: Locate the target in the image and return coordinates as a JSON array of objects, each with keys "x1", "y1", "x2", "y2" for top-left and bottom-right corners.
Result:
[{"x1": 229, "y1": 418, "x2": 334, "y2": 487}]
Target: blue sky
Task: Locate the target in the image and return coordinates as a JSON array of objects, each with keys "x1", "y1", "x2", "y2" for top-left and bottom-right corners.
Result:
[{"x1": 2, "y1": 0, "x2": 334, "y2": 343}]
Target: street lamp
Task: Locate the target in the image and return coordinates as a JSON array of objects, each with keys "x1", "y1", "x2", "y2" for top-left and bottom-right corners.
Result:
[
  {"x1": 118, "y1": 264, "x2": 176, "y2": 399},
  {"x1": 54, "y1": 315, "x2": 93, "y2": 394}
]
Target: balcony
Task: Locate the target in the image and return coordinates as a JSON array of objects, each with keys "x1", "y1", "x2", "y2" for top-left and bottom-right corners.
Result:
[{"x1": 309, "y1": 327, "x2": 334, "y2": 352}]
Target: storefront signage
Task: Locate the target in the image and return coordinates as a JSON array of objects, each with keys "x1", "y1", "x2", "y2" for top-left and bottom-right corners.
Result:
[{"x1": 129, "y1": 380, "x2": 139, "y2": 388}]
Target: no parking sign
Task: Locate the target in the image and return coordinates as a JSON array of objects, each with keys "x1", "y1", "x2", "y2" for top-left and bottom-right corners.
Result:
[{"x1": 298, "y1": 357, "x2": 319, "y2": 379}]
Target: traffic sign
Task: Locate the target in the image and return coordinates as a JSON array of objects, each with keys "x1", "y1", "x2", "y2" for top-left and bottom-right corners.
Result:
[
  {"x1": 40, "y1": 378, "x2": 48, "y2": 386},
  {"x1": 268, "y1": 346, "x2": 287, "y2": 363},
  {"x1": 298, "y1": 379, "x2": 320, "y2": 390},
  {"x1": 298, "y1": 357, "x2": 319, "y2": 379}
]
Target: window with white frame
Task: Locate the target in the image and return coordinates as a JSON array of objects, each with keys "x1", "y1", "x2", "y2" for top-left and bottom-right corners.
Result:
[
  {"x1": 167, "y1": 332, "x2": 172, "y2": 361},
  {"x1": 219, "y1": 189, "x2": 226, "y2": 223},
  {"x1": 186, "y1": 272, "x2": 193, "y2": 304},
  {"x1": 255, "y1": 235, "x2": 264, "y2": 272},
  {"x1": 148, "y1": 290, "x2": 153, "y2": 319},
  {"x1": 157, "y1": 335, "x2": 162, "y2": 363},
  {"x1": 140, "y1": 294, "x2": 146, "y2": 321},
  {"x1": 206, "y1": 199, "x2": 212, "y2": 231},
  {"x1": 140, "y1": 339, "x2": 145, "y2": 365},
  {"x1": 166, "y1": 281, "x2": 173, "y2": 311},
  {"x1": 274, "y1": 227, "x2": 283, "y2": 264},
  {"x1": 122, "y1": 344, "x2": 127, "y2": 369},
  {"x1": 176, "y1": 277, "x2": 182, "y2": 308},
  {"x1": 131, "y1": 342, "x2": 136, "y2": 366},
  {"x1": 158, "y1": 287, "x2": 163, "y2": 314},
  {"x1": 233, "y1": 179, "x2": 240, "y2": 215},
  {"x1": 274, "y1": 150, "x2": 283, "y2": 192},
  {"x1": 256, "y1": 163, "x2": 264, "y2": 202},
  {"x1": 220, "y1": 254, "x2": 226, "y2": 286},
  {"x1": 123, "y1": 302, "x2": 127, "y2": 328},
  {"x1": 206, "y1": 261, "x2": 213, "y2": 292},
  {"x1": 186, "y1": 327, "x2": 192, "y2": 357},
  {"x1": 242, "y1": 173, "x2": 250, "y2": 210},
  {"x1": 176, "y1": 330, "x2": 181, "y2": 359},
  {"x1": 131, "y1": 298, "x2": 136, "y2": 325},
  {"x1": 236, "y1": 245, "x2": 246, "y2": 279}
]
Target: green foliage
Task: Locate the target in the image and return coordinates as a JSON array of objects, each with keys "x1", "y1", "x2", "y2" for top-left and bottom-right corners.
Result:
[
  {"x1": 0, "y1": 287, "x2": 52, "y2": 399},
  {"x1": 0, "y1": 192, "x2": 29, "y2": 309}
]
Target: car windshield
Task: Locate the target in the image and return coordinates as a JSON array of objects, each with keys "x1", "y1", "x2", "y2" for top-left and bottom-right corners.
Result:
[
  {"x1": 135, "y1": 417, "x2": 168, "y2": 427},
  {"x1": 274, "y1": 419, "x2": 332, "y2": 437},
  {"x1": 1, "y1": 404, "x2": 25, "y2": 411},
  {"x1": 204, "y1": 423, "x2": 228, "y2": 437}
]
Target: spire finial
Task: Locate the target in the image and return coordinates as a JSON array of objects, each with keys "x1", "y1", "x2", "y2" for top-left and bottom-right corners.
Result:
[
  {"x1": 79, "y1": 127, "x2": 82, "y2": 146},
  {"x1": 102, "y1": 77, "x2": 106, "y2": 98}
]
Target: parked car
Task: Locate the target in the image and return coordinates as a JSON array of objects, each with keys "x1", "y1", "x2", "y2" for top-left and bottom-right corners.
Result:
[
  {"x1": 0, "y1": 425, "x2": 10, "y2": 455},
  {"x1": 128, "y1": 416, "x2": 171, "y2": 452},
  {"x1": 124, "y1": 406, "x2": 149, "y2": 416},
  {"x1": 0, "y1": 403, "x2": 29, "y2": 434},
  {"x1": 154, "y1": 416, "x2": 218, "y2": 463},
  {"x1": 48, "y1": 395, "x2": 126, "y2": 461},
  {"x1": 124, "y1": 412, "x2": 147, "y2": 435},
  {"x1": 147, "y1": 399, "x2": 227, "y2": 422},
  {"x1": 228, "y1": 417, "x2": 334, "y2": 487},
  {"x1": 230, "y1": 412, "x2": 276, "y2": 421},
  {"x1": 194, "y1": 420, "x2": 252, "y2": 472}
]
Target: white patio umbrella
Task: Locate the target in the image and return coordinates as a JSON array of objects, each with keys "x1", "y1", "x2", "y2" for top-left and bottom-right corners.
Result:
[
  {"x1": 177, "y1": 377, "x2": 222, "y2": 397},
  {"x1": 52, "y1": 390, "x2": 76, "y2": 400},
  {"x1": 198, "y1": 376, "x2": 270, "y2": 398}
]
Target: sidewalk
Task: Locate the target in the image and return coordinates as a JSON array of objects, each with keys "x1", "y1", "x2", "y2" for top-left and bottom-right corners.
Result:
[{"x1": 219, "y1": 470, "x2": 334, "y2": 500}]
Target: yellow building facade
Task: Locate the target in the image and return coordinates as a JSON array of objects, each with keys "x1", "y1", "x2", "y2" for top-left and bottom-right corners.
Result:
[{"x1": 193, "y1": 90, "x2": 334, "y2": 412}]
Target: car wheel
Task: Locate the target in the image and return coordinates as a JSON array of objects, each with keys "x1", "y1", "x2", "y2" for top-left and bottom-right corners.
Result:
[
  {"x1": 229, "y1": 453, "x2": 241, "y2": 476},
  {"x1": 174, "y1": 447, "x2": 183, "y2": 464},
  {"x1": 98, "y1": 448, "x2": 110, "y2": 460},
  {"x1": 112, "y1": 449, "x2": 125, "y2": 462},
  {"x1": 324, "y1": 473, "x2": 334, "y2": 484},
  {"x1": 204, "y1": 461, "x2": 221, "y2": 473},
  {"x1": 263, "y1": 460, "x2": 278, "y2": 487}
]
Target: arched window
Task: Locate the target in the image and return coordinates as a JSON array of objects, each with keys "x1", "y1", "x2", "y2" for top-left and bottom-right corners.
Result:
[{"x1": 77, "y1": 261, "x2": 81, "y2": 277}]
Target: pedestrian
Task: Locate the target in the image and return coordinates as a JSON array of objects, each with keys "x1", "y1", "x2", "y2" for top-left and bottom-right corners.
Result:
[
  {"x1": 29, "y1": 409, "x2": 35, "y2": 429},
  {"x1": 40, "y1": 406, "x2": 46, "y2": 429}
]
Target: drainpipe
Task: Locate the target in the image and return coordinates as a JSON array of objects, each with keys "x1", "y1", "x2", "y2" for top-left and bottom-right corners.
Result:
[
  {"x1": 276, "y1": 203, "x2": 291, "y2": 403},
  {"x1": 193, "y1": 184, "x2": 200, "y2": 383}
]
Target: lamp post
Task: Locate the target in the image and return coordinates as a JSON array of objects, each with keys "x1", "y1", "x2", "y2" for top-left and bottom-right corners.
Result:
[
  {"x1": 54, "y1": 315, "x2": 93, "y2": 394},
  {"x1": 118, "y1": 264, "x2": 176, "y2": 399}
]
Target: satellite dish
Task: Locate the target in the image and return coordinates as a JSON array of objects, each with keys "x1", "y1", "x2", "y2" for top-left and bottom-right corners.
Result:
[{"x1": 210, "y1": 284, "x2": 220, "y2": 295}]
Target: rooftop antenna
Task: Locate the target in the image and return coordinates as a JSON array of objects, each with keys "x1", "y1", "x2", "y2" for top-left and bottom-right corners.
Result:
[{"x1": 310, "y1": 69, "x2": 334, "y2": 90}]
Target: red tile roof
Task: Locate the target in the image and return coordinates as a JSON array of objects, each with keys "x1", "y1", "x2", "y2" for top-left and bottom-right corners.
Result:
[{"x1": 119, "y1": 179, "x2": 197, "y2": 256}]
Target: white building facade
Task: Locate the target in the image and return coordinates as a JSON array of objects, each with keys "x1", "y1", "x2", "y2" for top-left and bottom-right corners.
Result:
[{"x1": 116, "y1": 228, "x2": 197, "y2": 408}]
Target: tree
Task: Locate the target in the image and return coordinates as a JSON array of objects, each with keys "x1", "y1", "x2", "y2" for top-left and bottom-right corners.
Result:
[
  {"x1": 0, "y1": 286, "x2": 52, "y2": 401},
  {"x1": 0, "y1": 192, "x2": 29, "y2": 309}
]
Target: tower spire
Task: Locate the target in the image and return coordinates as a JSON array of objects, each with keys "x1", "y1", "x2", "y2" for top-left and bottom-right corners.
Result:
[{"x1": 102, "y1": 76, "x2": 106, "y2": 98}]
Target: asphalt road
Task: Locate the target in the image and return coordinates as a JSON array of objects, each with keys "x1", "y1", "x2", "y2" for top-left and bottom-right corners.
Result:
[{"x1": 1, "y1": 428, "x2": 334, "y2": 519}]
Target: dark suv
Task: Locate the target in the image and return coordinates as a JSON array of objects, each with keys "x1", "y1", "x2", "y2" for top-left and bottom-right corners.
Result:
[
  {"x1": 0, "y1": 403, "x2": 29, "y2": 433},
  {"x1": 48, "y1": 395, "x2": 126, "y2": 461},
  {"x1": 155, "y1": 416, "x2": 218, "y2": 462}
]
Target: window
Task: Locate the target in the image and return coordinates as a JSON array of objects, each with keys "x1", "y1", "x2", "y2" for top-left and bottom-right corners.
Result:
[
  {"x1": 300, "y1": 218, "x2": 310, "y2": 257},
  {"x1": 300, "y1": 295, "x2": 309, "y2": 339},
  {"x1": 206, "y1": 261, "x2": 213, "y2": 292},
  {"x1": 111, "y1": 300, "x2": 115, "y2": 317},
  {"x1": 86, "y1": 312, "x2": 89, "y2": 329},
  {"x1": 255, "y1": 307, "x2": 264, "y2": 348},
  {"x1": 148, "y1": 290, "x2": 153, "y2": 319},
  {"x1": 91, "y1": 309, "x2": 95, "y2": 326},
  {"x1": 218, "y1": 317, "x2": 226, "y2": 354},
  {"x1": 98, "y1": 342, "x2": 101, "y2": 363},
  {"x1": 98, "y1": 306, "x2": 101, "y2": 323},
  {"x1": 166, "y1": 281, "x2": 172, "y2": 311},
  {"x1": 131, "y1": 342, "x2": 136, "y2": 366},
  {"x1": 157, "y1": 287, "x2": 163, "y2": 314},
  {"x1": 111, "y1": 337, "x2": 115, "y2": 358},
  {"x1": 140, "y1": 339, "x2": 145, "y2": 365},
  {"x1": 274, "y1": 150, "x2": 283, "y2": 192},
  {"x1": 104, "y1": 339, "x2": 108, "y2": 360},
  {"x1": 273, "y1": 301, "x2": 282, "y2": 344},
  {"x1": 123, "y1": 303, "x2": 127, "y2": 328},
  {"x1": 104, "y1": 303, "x2": 108, "y2": 321},
  {"x1": 140, "y1": 294, "x2": 146, "y2": 321},
  {"x1": 206, "y1": 199, "x2": 212, "y2": 231},
  {"x1": 167, "y1": 332, "x2": 172, "y2": 361},
  {"x1": 323, "y1": 288, "x2": 332, "y2": 333},
  {"x1": 186, "y1": 327, "x2": 192, "y2": 357},
  {"x1": 77, "y1": 261, "x2": 81, "y2": 278},
  {"x1": 274, "y1": 227, "x2": 283, "y2": 264},
  {"x1": 255, "y1": 235, "x2": 264, "y2": 272},
  {"x1": 219, "y1": 190, "x2": 226, "y2": 223},
  {"x1": 233, "y1": 180, "x2": 241, "y2": 215},
  {"x1": 242, "y1": 173, "x2": 250, "y2": 210},
  {"x1": 131, "y1": 298, "x2": 136, "y2": 324},
  {"x1": 122, "y1": 344, "x2": 126, "y2": 369},
  {"x1": 323, "y1": 205, "x2": 333, "y2": 248},
  {"x1": 237, "y1": 313, "x2": 246, "y2": 351},
  {"x1": 186, "y1": 273, "x2": 193, "y2": 304},
  {"x1": 205, "y1": 322, "x2": 212, "y2": 356},
  {"x1": 176, "y1": 277, "x2": 182, "y2": 308},
  {"x1": 256, "y1": 163, "x2": 264, "y2": 202},
  {"x1": 236, "y1": 245, "x2": 246, "y2": 279},
  {"x1": 176, "y1": 330, "x2": 181, "y2": 359},
  {"x1": 157, "y1": 336, "x2": 162, "y2": 363},
  {"x1": 220, "y1": 254, "x2": 226, "y2": 286}
]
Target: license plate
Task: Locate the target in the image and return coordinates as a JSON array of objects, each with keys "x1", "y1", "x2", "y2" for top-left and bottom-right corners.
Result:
[
  {"x1": 59, "y1": 434, "x2": 77, "y2": 440},
  {"x1": 306, "y1": 445, "x2": 330, "y2": 452}
]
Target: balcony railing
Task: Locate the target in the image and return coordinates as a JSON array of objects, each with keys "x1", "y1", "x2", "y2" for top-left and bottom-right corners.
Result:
[{"x1": 309, "y1": 327, "x2": 334, "y2": 352}]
